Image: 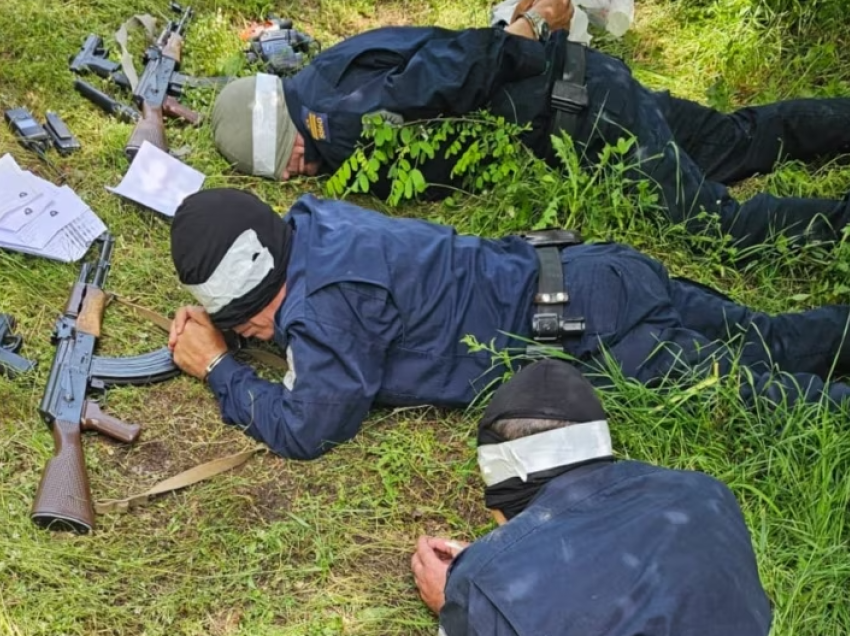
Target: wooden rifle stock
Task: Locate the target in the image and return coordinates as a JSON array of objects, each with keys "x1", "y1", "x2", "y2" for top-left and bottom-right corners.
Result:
[
  {"x1": 32, "y1": 419, "x2": 95, "y2": 534},
  {"x1": 32, "y1": 402, "x2": 142, "y2": 534},
  {"x1": 125, "y1": 102, "x2": 167, "y2": 160}
]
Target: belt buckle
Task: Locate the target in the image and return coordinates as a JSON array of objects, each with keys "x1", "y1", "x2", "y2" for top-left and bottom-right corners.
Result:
[
  {"x1": 551, "y1": 80, "x2": 589, "y2": 113},
  {"x1": 532, "y1": 313, "x2": 562, "y2": 341}
]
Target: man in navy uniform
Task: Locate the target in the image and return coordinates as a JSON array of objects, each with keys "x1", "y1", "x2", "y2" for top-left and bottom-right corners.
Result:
[
  {"x1": 168, "y1": 188, "x2": 850, "y2": 460},
  {"x1": 209, "y1": 0, "x2": 850, "y2": 251},
  {"x1": 410, "y1": 358, "x2": 772, "y2": 635}
]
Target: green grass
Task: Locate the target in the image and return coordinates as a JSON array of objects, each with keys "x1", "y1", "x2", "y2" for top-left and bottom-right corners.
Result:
[{"x1": 1, "y1": 0, "x2": 849, "y2": 634}]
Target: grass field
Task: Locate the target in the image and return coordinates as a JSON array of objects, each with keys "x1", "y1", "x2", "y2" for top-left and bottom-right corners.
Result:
[{"x1": 1, "y1": 0, "x2": 849, "y2": 634}]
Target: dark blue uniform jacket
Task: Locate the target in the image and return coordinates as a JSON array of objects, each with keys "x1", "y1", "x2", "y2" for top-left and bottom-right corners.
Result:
[
  {"x1": 441, "y1": 460, "x2": 773, "y2": 636},
  {"x1": 283, "y1": 26, "x2": 566, "y2": 196},
  {"x1": 206, "y1": 194, "x2": 540, "y2": 458}
]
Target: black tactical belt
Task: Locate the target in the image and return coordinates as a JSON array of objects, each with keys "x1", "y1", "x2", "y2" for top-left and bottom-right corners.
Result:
[
  {"x1": 520, "y1": 229, "x2": 586, "y2": 355},
  {"x1": 551, "y1": 42, "x2": 589, "y2": 138}
]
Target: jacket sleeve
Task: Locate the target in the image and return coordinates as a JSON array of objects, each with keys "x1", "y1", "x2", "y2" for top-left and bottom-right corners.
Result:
[
  {"x1": 440, "y1": 581, "x2": 519, "y2": 636},
  {"x1": 205, "y1": 284, "x2": 400, "y2": 459},
  {"x1": 379, "y1": 28, "x2": 548, "y2": 119}
]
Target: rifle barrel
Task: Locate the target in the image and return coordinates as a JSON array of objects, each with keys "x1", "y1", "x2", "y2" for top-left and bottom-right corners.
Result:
[
  {"x1": 91, "y1": 233, "x2": 114, "y2": 288},
  {"x1": 174, "y1": 5, "x2": 193, "y2": 35}
]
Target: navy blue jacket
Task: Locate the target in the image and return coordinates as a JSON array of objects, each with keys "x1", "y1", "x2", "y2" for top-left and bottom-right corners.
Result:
[
  {"x1": 283, "y1": 26, "x2": 566, "y2": 196},
  {"x1": 202, "y1": 195, "x2": 677, "y2": 459},
  {"x1": 206, "y1": 194, "x2": 539, "y2": 459},
  {"x1": 441, "y1": 460, "x2": 772, "y2": 636}
]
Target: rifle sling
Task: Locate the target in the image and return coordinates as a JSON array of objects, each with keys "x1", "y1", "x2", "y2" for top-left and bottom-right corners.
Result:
[
  {"x1": 114, "y1": 14, "x2": 159, "y2": 91},
  {"x1": 107, "y1": 293, "x2": 289, "y2": 370},
  {"x1": 95, "y1": 447, "x2": 266, "y2": 514},
  {"x1": 95, "y1": 295, "x2": 288, "y2": 517}
]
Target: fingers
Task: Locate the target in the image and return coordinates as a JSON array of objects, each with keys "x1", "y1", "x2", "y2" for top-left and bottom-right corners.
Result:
[
  {"x1": 185, "y1": 305, "x2": 214, "y2": 327},
  {"x1": 525, "y1": 0, "x2": 573, "y2": 31},
  {"x1": 417, "y1": 536, "x2": 450, "y2": 565},
  {"x1": 431, "y1": 537, "x2": 469, "y2": 558},
  {"x1": 169, "y1": 306, "x2": 191, "y2": 349},
  {"x1": 426, "y1": 537, "x2": 457, "y2": 558},
  {"x1": 563, "y1": 0, "x2": 575, "y2": 28},
  {"x1": 410, "y1": 550, "x2": 423, "y2": 575},
  {"x1": 169, "y1": 305, "x2": 212, "y2": 349}
]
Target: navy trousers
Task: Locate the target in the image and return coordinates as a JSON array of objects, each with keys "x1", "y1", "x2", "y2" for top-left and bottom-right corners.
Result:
[
  {"x1": 560, "y1": 243, "x2": 850, "y2": 408},
  {"x1": 578, "y1": 51, "x2": 850, "y2": 250}
]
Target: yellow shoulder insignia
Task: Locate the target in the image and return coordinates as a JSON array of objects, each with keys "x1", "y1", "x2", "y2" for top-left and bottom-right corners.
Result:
[{"x1": 301, "y1": 107, "x2": 330, "y2": 142}]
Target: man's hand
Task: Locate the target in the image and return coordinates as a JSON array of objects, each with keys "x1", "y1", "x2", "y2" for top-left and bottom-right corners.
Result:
[
  {"x1": 411, "y1": 536, "x2": 470, "y2": 615},
  {"x1": 511, "y1": 0, "x2": 574, "y2": 32},
  {"x1": 169, "y1": 305, "x2": 213, "y2": 350},
  {"x1": 281, "y1": 134, "x2": 321, "y2": 181},
  {"x1": 171, "y1": 318, "x2": 228, "y2": 380}
]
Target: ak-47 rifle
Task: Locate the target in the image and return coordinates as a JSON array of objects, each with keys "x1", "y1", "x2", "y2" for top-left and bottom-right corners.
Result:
[
  {"x1": 125, "y1": 2, "x2": 197, "y2": 158},
  {"x1": 32, "y1": 234, "x2": 180, "y2": 534},
  {"x1": 69, "y1": 2, "x2": 228, "y2": 160}
]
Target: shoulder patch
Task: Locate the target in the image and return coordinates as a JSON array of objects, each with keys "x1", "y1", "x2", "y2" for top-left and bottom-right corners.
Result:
[{"x1": 301, "y1": 106, "x2": 331, "y2": 142}]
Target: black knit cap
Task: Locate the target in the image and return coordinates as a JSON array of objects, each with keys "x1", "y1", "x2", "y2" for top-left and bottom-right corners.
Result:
[
  {"x1": 171, "y1": 188, "x2": 293, "y2": 329},
  {"x1": 479, "y1": 360, "x2": 610, "y2": 519},
  {"x1": 479, "y1": 359, "x2": 606, "y2": 437}
]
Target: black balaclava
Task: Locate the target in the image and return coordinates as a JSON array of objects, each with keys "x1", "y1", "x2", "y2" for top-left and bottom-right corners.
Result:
[
  {"x1": 478, "y1": 359, "x2": 611, "y2": 520},
  {"x1": 171, "y1": 188, "x2": 293, "y2": 329}
]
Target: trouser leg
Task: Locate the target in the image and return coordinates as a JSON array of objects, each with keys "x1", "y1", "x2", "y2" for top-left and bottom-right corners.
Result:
[
  {"x1": 669, "y1": 278, "x2": 850, "y2": 378},
  {"x1": 559, "y1": 244, "x2": 850, "y2": 409},
  {"x1": 654, "y1": 94, "x2": 850, "y2": 185},
  {"x1": 578, "y1": 53, "x2": 850, "y2": 249},
  {"x1": 603, "y1": 321, "x2": 850, "y2": 410}
]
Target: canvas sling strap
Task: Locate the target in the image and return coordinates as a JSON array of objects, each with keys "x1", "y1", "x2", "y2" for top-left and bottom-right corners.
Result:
[
  {"x1": 93, "y1": 294, "x2": 287, "y2": 514},
  {"x1": 115, "y1": 14, "x2": 159, "y2": 91},
  {"x1": 95, "y1": 446, "x2": 267, "y2": 514}
]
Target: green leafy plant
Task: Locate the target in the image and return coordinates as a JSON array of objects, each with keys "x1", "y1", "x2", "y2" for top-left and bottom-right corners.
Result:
[{"x1": 326, "y1": 112, "x2": 530, "y2": 205}]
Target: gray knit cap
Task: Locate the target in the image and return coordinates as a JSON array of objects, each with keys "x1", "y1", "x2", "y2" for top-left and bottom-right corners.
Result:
[{"x1": 211, "y1": 74, "x2": 297, "y2": 180}]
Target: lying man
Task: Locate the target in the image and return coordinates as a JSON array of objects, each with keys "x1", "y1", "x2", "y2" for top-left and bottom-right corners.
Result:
[
  {"x1": 210, "y1": 0, "x2": 850, "y2": 251},
  {"x1": 411, "y1": 358, "x2": 772, "y2": 635},
  {"x1": 168, "y1": 187, "x2": 850, "y2": 459}
]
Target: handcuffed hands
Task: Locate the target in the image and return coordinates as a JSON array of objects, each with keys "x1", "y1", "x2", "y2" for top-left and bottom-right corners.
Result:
[
  {"x1": 511, "y1": 0, "x2": 575, "y2": 32},
  {"x1": 169, "y1": 305, "x2": 209, "y2": 349},
  {"x1": 410, "y1": 536, "x2": 470, "y2": 615},
  {"x1": 169, "y1": 305, "x2": 227, "y2": 380}
]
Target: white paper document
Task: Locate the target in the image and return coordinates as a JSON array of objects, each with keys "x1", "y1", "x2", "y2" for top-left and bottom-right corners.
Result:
[
  {"x1": 0, "y1": 154, "x2": 108, "y2": 262},
  {"x1": 0, "y1": 165, "x2": 45, "y2": 219},
  {"x1": 106, "y1": 141, "x2": 206, "y2": 217}
]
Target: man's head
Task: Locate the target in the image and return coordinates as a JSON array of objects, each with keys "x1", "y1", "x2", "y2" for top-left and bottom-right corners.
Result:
[
  {"x1": 477, "y1": 359, "x2": 612, "y2": 522},
  {"x1": 171, "y1": 188, "x2": 293, "y2": 337},
  {"x1": 211, "y1": 74, "x2": 319, "y2": 181}
]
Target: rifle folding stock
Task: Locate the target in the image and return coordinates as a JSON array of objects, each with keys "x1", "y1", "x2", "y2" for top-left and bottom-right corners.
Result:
[{"x1": 31, "y1": 233, "x2": 180, "y2": 534}]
